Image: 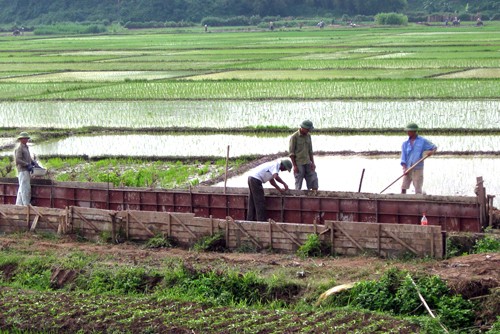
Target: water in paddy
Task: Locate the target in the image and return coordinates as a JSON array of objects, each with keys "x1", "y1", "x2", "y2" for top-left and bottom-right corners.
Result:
[
  {"x1": 1, "y1": 133, "x2": 498, "y2": 207},
  {"x1": 5, "y1": 133, "x2": 498, "y2": 157},
  {"x1": 215, "y1": 156, "x2": 500, "y2": 208}
]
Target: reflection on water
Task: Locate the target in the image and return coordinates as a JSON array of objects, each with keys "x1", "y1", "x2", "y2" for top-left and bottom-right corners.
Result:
[
  {"x1": 216, "y1": 156, "x2": 500, "y2": 207},
  {"x1": 4, "y1": 134, "x2": 498, "y2": 158}
]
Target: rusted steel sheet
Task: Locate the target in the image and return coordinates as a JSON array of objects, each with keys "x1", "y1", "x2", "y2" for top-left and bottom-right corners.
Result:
[{"x1": 0, "y1": 179, "x2": 482, "y2": 232}]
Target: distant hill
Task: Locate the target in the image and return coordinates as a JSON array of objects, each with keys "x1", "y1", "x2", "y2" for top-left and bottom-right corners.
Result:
[{"x1": 0, "y1": 0, "x2": 496, "y2": 25}]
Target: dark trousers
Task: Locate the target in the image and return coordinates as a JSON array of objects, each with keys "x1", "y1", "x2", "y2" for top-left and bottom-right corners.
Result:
[{"x1": 247, "y1": 176, "x2": 266, "y2": 221}]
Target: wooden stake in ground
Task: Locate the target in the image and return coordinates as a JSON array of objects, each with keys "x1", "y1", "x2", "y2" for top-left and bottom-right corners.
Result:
[{"x1": 224, "y1": 145, "x2": 230, "y2": 194}]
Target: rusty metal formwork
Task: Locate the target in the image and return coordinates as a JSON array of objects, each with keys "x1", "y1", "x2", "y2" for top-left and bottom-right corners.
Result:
[{"x1": 0, "y1": 178, "x2": 485, "y2": 232}]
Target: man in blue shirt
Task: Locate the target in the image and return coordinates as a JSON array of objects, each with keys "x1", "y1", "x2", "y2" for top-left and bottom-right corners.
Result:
[
  {"x1": 247, "y1": 159, "x2": 292, "y2": 221},
  {"x1": 400, "y1": 123, "x2": 437, "y2": 194}
]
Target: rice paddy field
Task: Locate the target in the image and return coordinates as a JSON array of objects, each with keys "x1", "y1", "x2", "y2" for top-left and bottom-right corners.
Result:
[
  {"x1": 0, "y1": 22, "x2": 500, "y2": 334},
  {"x1": 0, "y1": 23, "x2": 499, "y2": 200}
]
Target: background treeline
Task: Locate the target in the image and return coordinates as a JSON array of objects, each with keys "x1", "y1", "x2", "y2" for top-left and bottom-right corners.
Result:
[{"x1": 0, "y1": 0, "x2": 497, "y2": 28}]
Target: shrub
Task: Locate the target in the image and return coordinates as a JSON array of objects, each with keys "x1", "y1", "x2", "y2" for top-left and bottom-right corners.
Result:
[
  {"x1": 145, "y1": 234, "x2": 174, "y2": 249},
  {"x1": 473, "y1": 234, "x2": 500, "y2": 253},
  {"x1": 296, "y1": 234, "x2": 329, "y2": 258},
  {"x1": 375, "y1": 12, "x2": 408, "y2": 25},
  {"x1": 327, "y1": 268, "x2": 476, "y2": 330},
  {"x1": 193, "y1": 232, "x2": 226, "y2": 252}
]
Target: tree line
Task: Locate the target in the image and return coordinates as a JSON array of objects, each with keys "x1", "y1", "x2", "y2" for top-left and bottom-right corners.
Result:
[{"x1": 0, "y1": 0, "x2": 496, "y2": 26}]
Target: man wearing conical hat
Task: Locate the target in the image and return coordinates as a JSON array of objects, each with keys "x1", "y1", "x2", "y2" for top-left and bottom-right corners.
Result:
[
  {"x1": 401, "y1": 123, "x2": 437, "y2": 194},
  {"x1": 14, "y1": 132, "x2": 34, "y2": 205}
]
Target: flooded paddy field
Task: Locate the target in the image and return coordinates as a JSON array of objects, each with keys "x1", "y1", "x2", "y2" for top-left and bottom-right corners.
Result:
[
  {"x1": 216, "y1": 155, "x2": 500, "y2": 206},
  {"x1": 1, "y1": 133, "x2": 497, "y2": 206},
  {"x1": 0, "y1": 100, "x2": 498, "y2": 130},
  {"x1": 3, "y1": 133, "x2": 498, "y2": 158}
]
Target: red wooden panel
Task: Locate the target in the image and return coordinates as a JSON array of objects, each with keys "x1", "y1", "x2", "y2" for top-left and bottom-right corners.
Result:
[
  {"x1": 209, "y1": 207, "x2": 227, "y2": 218},
  {"x1": 209, "y1": 194, "x2": 228, "y2": 208},
  {"x1": 283, "y1": 197, "x2": 301, "y2": 210},
  {"x1": 157, "y1": 192, "x2": 174, "y2": 206},
  {"x1": 193, "y1": 207, "x2": 210, "y2": 217},
  {"x1": 192, "y1": 193, "x2": 209, "y2": 207},
  {"x1": 124, "y1": 191, "x2": 141, "y2": 205},
  {"x1": 338, "y1": 199, "x2": 359, "y2": 212},
  {"x1": 109, "y1": 203, "x2": 125, "y2": 211},
  {"x1": 143, "y1": 205, "x2": 158, "y2": 211},
  {"x1": 74, "y1": 188, "x2": 91, "y2": 201},
  {"x1": 283, "y1": 210, "x2": 302, "y2": 224},
  {"x1": 228, "y1": 208, "x2": 245, "y2": 220},
  {"x1": 174, "y1": 193, "x2": 193, "y2": 209},
  {"x1": 109, "y1": 190, "x2": 124, "y2": 205},
  {"x1": 158, "y1": 205, "x2": 174, "y2": 212},
  {"x1": 89, "y1": 189, "x2": 108, "y2": 203},
  {"x1": 302, "y1": 197, "x2": 320, "y2": 211},
  {"x1": 266, "y1": 197, "x2": 283, "y2": 210},
  {"x1": 227, "y1": 195, "x2": 246, "y2": 209},
  {"x1": 52, "y1": 187, "x2": 74, "y2": 200},
  {"x1": 301, "y1": 211, "x2": 317, "y2": 224},
  {"x1": 140, "y1": 192, "x2": 157, "y2": 205},
  {"x1": 460, "y1": 219, "x2": 481, "y2": 233}
]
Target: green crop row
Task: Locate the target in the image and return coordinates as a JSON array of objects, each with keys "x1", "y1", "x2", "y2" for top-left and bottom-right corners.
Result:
[{"x1": 12, "y1": 79, "x2": 495, "y2": 100}]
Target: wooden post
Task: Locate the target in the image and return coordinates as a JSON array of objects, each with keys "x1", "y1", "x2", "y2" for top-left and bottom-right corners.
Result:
[
  {"x1": 225, "y1": 217, "x2": 229, "y2": 248},
  {"x1": 268, "y1": 220, "x2": 273, "y2": 250},
  {"x1": 209, "y1": 215, "x2": 213, "y2": 235},
  {"x1": 224, "y1": 145, "x2": 230, "y2": 194},
  {"x1": 167, "y1": 213, "x2": 171, "y2": 236},
  {"x1": 377, "y1": 224, "x2": 381, "y2": 256},
  {"x1": 126, "y1": 211, "x2": 130, "y2": 240},
  {"x1": 330, "y1": 222, "x2": 334, "y2": 254}
]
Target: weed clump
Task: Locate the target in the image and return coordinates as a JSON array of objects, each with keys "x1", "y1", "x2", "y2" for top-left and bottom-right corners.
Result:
[
  {"x1": 145, "y1": 234, "x2": 175, "y2": 249},
  {"x1": 296, "y1": 234, "x2": 329, "y2": 258},
  {"x1": 323, "y1": 267, "x2": 476, "y2": 331},
  {"x1": 192, "y1": 232, "x2": 226, "y2": 252}
]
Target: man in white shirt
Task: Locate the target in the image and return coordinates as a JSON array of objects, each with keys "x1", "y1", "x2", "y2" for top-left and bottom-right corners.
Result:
[{"x1": 246, "y1": 159, "x2": 292, "y2": 221}]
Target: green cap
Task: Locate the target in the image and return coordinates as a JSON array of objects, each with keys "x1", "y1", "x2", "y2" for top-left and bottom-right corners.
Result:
[
  {"x1": 300, "y1": 120, "x2": 314, "y2": 130},
  {"x1": 405, "y1": 123, "x2": 419, "y2": 131},
  {"x1": 281, "y1": 159, "x2": 292, "y2": 172},
  {"x1": 17, "y1": 132, "x2": 30, "y2": 139}
]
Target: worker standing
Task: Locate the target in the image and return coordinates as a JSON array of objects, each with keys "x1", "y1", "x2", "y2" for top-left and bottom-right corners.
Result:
[
  {"x1": 401, "y1": 123, "x2": 437, "y2": 194},
  {"x1": 289, "y1": 120, "x2": 318, "y2": 191},
  {"x1": 14, "y1": 132, "x2": 34, "y2": 205}
]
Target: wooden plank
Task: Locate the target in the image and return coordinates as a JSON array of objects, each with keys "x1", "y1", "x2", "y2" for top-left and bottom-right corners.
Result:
[
  {"x1": 383, "y1": 229, "x2": 419, "y2": 255},
  {"x1": 73, "y1": 207, "x2": 101, "y2": 233},
  {"x1": 171, "y1": 213, "x2": 196, "y2": 238},
  {"x1": 30, "y1": 215, "x2": 40, "y2": 231},
  {"x1": 333, "y1": 222, "x2": 365, "y2": 252},
  {"x1": 127, "y1": 211, "x2": 155, "y2": 237},
  {"x1": 270, "y1": 219, "x2": 302, "y2": 247}
]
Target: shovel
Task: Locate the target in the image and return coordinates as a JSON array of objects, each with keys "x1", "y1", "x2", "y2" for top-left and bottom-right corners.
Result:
[{"x1": 380, "y1": 154, "x2": 430, "y2": 194}]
